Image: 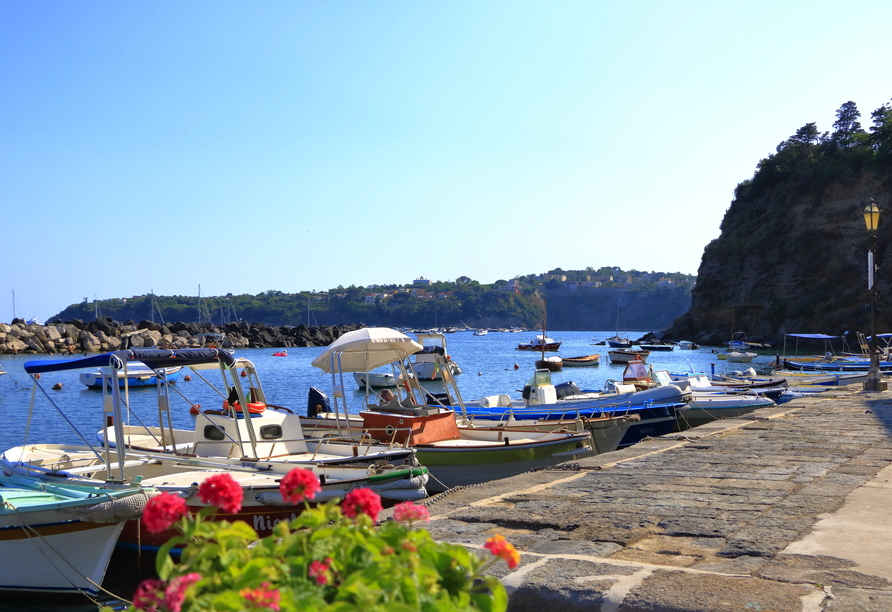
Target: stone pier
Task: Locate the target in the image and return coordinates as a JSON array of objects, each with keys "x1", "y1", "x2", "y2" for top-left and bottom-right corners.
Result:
[{"x1": 407, "y1": 387, "x2": 892, "y2": 611}]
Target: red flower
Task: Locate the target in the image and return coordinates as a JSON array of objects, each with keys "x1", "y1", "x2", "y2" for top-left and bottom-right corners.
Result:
[
  {"x1": 142, "y1": 493, "x2": 188, "y2": 534},
  {"x1": 342, "y1": 488, "x2": 383, "y2": 522},
  {"x1": 484, "y1": 535, "x2": 521, "y2": 568},
  {"x1": 308, "y1": 558, "x2": 332, "y2": 586},
  {"x1": 198, "y1": 473, "x2": 243, "y2": 513},
  {"x1": 133, "y1": 578, "x2": 165, "y2": 612},
  {"x1": 280, "y1": 468, "x2": 321, "y2": 504},
  {"x1": 392, "y1": 501, "x2": 430, "y2": 524},
  {"x1": 163, "y1": 573, "x2": 202, "y2": 612},
  {"x1": 241, "y1": 581, "x2": 281, "y2": 610}
]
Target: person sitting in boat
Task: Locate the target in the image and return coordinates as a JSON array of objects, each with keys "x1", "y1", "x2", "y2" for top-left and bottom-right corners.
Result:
[{"x1": 379, "y1": 389, "x2": 398, "y2": 407}]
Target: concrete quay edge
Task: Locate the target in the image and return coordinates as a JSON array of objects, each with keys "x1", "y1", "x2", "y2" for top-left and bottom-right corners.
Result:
[{"x1": 396, "y1": 387, "x2": 892, "y2": 611}]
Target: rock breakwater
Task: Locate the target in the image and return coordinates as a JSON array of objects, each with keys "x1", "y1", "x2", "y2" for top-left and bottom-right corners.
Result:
[{"x1": 0, "y1": 318, "x2": 361, "y2": 355}]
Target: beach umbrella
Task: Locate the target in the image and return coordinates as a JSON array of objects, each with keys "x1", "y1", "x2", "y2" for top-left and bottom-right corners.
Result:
[{"x1": 310, "y1": 327, "x2": 423, "y2": 373}]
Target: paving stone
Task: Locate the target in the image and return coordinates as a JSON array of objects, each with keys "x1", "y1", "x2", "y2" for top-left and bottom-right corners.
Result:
[
  {"x1": 823, "y1": 586, "x2": 892, "y2": 612},
  {"x1": 620, "y1": 569, "x2": 814, "y2": 612}
]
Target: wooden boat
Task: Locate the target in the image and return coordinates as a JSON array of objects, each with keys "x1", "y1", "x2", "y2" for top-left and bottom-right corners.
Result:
[
  {"x1": 608, "y1": 349, "x2": 650, "y2": 364},
  {"x1": 308, "y1": 328, "x2": 595, "y2": 492},
  {"x1": 535, "y1": 356, "x2": 563, "y2": 371},
  {"x1": 561, "y1": 354, "x2": 600, "y2": 367},
  {"x1": 0, "y1": 474, "x2": 150, "y2": 595},
  {"x1": 79, "y1": 361, "x2": 182, "y2": 388}
]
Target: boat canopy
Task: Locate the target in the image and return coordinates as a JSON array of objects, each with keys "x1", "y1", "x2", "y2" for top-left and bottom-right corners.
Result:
[
  {"x1": 311, "y1": 327, "x2": 423, "y2": 373},
  {"x1": 23, "y1": 348, "x2": 236, "y2": 375},
  {"x1": 785, "y1": 334, "x2": 841, "y2": 339}
]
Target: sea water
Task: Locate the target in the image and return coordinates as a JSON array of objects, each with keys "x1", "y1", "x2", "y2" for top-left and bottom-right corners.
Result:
[{"x1": 0, "y1": 330, "x2": 780, "y2": 455}]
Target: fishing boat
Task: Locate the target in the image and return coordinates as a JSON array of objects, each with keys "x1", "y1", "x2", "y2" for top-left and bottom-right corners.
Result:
[
  {"x1": 469, "y1": 368, "x2": 690, "y2": 448},
  {"x1": 79, "y1": 360, "x2": 182, "y2": 388},
  {"x1": 535, "y1": 355, "x2": 563, "y2": 371},
  {"x1": 640, "y1": 344, "x2": 673, "y2": 352},
  {"x1": 607, "y1": 348, "x2": 650, "y2": 364},
  {"x1": 0, "y1": 474, "x2": 150, "y2": 595},
  {"x1": 677, "y1": 340, "x2": 698, "y2": 350},
  {"x1": 5, "y1": 349, "x2": 429, "y2": 549},
  {"x1": 561, "y1": 354, "x2": 600, "y2": 367},
  {"x1": 352, "y1": 371, "x2": 398, "y2": 388},
  {"x1": 410, "y1": 332, "x2": 462, "y2": 380},
  {"x1": 725, "y1": 351, "x2": 757, "y2": 363},
  {"x1": 473, "y1": 329, "x2": 488, "y2": 336},
  {"x1": 517, "y1": 335, "x2": 561, "y2": 351},
  {"x1": 307, "y1": 327, "x2": 595, "y2": 491}
]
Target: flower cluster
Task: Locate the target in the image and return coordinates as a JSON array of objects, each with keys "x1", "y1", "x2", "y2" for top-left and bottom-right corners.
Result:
[
  {"x1": 484, "y1": 534, "x2": 521, "y2": 569},
  {"x1": 141, "y1": 493, "x2": 188, "y2": 534},
  {"x1": 392, "y1": 501, "x2": 431, "y2": 524},
  {"x1": 117, "y1": 467, "x2": 514, "y2": 612},
  {"x1": 342, "y1": 487, "x2": 383, "y2": 521},
  {"x1": 197, "y1": 473, "x2": 243, "y2": 513},
  {"x1": 307, "y1": 557, "x2": 333, "y2": 586},
  {"x1": 240, "y1": 582, "x2": 281, "y2": 610},
  {"x1": 279, "y1": 467, "x2": 321, "y2": 504},
  {"x1": 133, "y1": 573, "x2": 202, "y2": 612}
]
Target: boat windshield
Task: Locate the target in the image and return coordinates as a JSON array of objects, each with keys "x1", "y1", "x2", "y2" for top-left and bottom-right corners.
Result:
[{"x1": 528, "y1": 369, "x2": 552, "y2": 386}]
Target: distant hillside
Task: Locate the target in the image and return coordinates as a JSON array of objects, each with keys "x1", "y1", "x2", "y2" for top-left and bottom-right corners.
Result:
[
  {"x1": 48, "y1": 270, "x2": 693, "y2": 331},
  {"x1": 666, "y1": 99, "x2": 892, "y2": 345}
]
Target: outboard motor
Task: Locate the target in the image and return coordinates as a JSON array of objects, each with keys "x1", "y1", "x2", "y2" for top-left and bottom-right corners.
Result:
[
  {"x1": 554, "y1": 381, "x2": 581, "y2": 400},
  {"x1": 307, "y1": 387, "x2": 330, "y2": 417},
  {"x1": 424, "y1": 392, "x2": 452, "y2": 407}
]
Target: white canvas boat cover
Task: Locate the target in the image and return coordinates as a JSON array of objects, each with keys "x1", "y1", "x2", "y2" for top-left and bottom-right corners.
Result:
[{"x1": 311, "y1": 327, "x2": 423, "y2": 373}]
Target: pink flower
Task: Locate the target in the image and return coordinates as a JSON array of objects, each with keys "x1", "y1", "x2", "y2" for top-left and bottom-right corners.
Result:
[
  {"x1": 133, "y1": 578, "x2": 165, "y2": 612},
  {"x1": 241, "y1": 581, "x2": 281, "y2": 610},
  {"x1": 280, "y1": 468, "x2": 321, "y2": 504},
  {"x1": 308, "y1": 558, "x2": 332, "y2": 586},
  {"x1": 142, "y1": 493, "x2": 188, "y2": 534},
  {"x1": 198, "y1": 473, "x2": 243, "y2": 513},
  {"x1": 163, "y1": 573, "x2": 202, "y2": 612},
  {"x1": 342, "y1": 488, "x2": 382, "y2": 522},
  {"x1": 392, "y1": 501, "x2": 430, "y2": 524},
  {"x1": 484, "y1": 534, "x2": 521, "y2": 568}
]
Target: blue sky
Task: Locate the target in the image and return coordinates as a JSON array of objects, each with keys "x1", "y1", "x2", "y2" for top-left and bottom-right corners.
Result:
[{"x1": 2, "y1": 1, "x2": 890, "y2": 323}]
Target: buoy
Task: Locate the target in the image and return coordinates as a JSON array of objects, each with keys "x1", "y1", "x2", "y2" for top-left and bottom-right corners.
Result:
[
  {"x1": 513, "y1": 363, "x2": 519, "y2": 370},
  {"x1": 52, "y1": 382, "x2": 63, "y2": 390},
  {"x1": 189, "y1": 404, "x2": 201, "y2": 415},
  {"x1": 478, "y1": 372, "x2": 483, "y2": 376},
  {"x1": 184, "y1": 375, "x2": 191, "y2": 381},
  {"x1": 35, "y1": 373, "x2": 40, "y2": 379},
  {"x1": 240, "y1": 370, "x2": 247, "y2": 377}
]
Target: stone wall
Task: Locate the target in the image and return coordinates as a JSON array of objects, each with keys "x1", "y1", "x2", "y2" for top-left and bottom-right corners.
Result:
[{"x1": 0, "y1": 318, "x2": 362, "y2": 354}]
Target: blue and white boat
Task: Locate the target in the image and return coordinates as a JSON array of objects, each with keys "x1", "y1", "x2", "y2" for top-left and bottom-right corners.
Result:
[
  {"x1": 468, "y1": 369, "x2": 690, "y2": 447},
  {"x1": 79, "y1": 360, "x2": 182, "y2": 388}
]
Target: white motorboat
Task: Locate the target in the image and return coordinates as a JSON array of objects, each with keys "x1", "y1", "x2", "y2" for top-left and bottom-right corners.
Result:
[{"x1": 0, "y1": 474, "x2": 150, "y2": 595}]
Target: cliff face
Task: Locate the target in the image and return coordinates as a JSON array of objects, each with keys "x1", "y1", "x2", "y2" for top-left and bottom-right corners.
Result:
[{"x1": 666, "y1": 168, "x2": 892, "y2": 345}]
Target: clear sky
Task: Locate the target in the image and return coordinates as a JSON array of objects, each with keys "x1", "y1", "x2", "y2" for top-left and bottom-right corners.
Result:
[{"x1": 2, "y1": 1, "x2": 890, "y2": 324}]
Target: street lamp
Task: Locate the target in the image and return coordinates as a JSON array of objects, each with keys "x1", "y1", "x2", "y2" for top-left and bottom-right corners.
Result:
[{"x1": 863, "y1": 199, "x2": 887, "y2": 391}]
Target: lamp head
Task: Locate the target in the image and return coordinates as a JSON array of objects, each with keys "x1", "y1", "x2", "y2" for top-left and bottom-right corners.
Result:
[{"x1": 864, "y1": 199, "x2": 881, "y2": 232}]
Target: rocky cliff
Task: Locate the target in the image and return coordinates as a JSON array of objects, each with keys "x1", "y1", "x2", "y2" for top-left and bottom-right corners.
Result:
[{"x1": 666, "y1": 168, "x2": 892, "y2": 346}]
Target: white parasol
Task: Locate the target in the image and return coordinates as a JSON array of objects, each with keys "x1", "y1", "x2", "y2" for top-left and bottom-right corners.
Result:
[{"x1": 310, "y1": 327, "x2": 424, "y2": 373}]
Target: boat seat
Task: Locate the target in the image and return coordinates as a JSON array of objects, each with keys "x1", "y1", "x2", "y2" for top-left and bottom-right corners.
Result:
[
  {"x1": 367, "y1": 403, "x2": 441, "y2": 417},
  {"x1": 613, "y1": 383, "x2": 637, "y2": 394}
]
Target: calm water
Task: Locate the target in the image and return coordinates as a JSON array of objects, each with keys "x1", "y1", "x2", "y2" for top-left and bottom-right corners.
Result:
[
  {"x1": 0, "y1": 330, "x2": 780, "y2": 611},
  {"x1": 0, "y1": 330, "x2": 779, "y2": 457}
]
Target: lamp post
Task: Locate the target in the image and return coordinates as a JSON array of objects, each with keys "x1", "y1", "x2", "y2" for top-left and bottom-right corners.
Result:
[{"x1": 863, "y1": 199, "x2": 887, "y2": 392}]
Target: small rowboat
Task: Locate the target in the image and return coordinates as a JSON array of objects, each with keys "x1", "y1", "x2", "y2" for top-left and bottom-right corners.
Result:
[
  {"x1": 561, "y1": 354, "x2": 600, "y2": 367},
  {"x1": 271, "y1": 350, "x2": 288, "y2": 357},
  {"x1": 535, "y1": 356, "x2": 563, "y2": 371}
]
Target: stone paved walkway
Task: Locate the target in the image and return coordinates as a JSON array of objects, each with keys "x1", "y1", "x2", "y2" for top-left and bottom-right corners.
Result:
[{"x1": 406, "y1": 388, "x2": 892, "y2": 611}]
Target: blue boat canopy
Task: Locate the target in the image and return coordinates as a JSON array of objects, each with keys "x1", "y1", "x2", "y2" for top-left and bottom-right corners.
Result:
[
  {"x1": 785, "y1": 334, "x2": 840, "y2": 339},
  {"x1": 24, "y1": 348, "x2": 236, "y2": 375}
]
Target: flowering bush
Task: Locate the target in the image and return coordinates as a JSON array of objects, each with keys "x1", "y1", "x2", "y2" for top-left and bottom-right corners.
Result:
[{"x1": 110, "y1": 468, "x2": 513, "y2": 612}]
